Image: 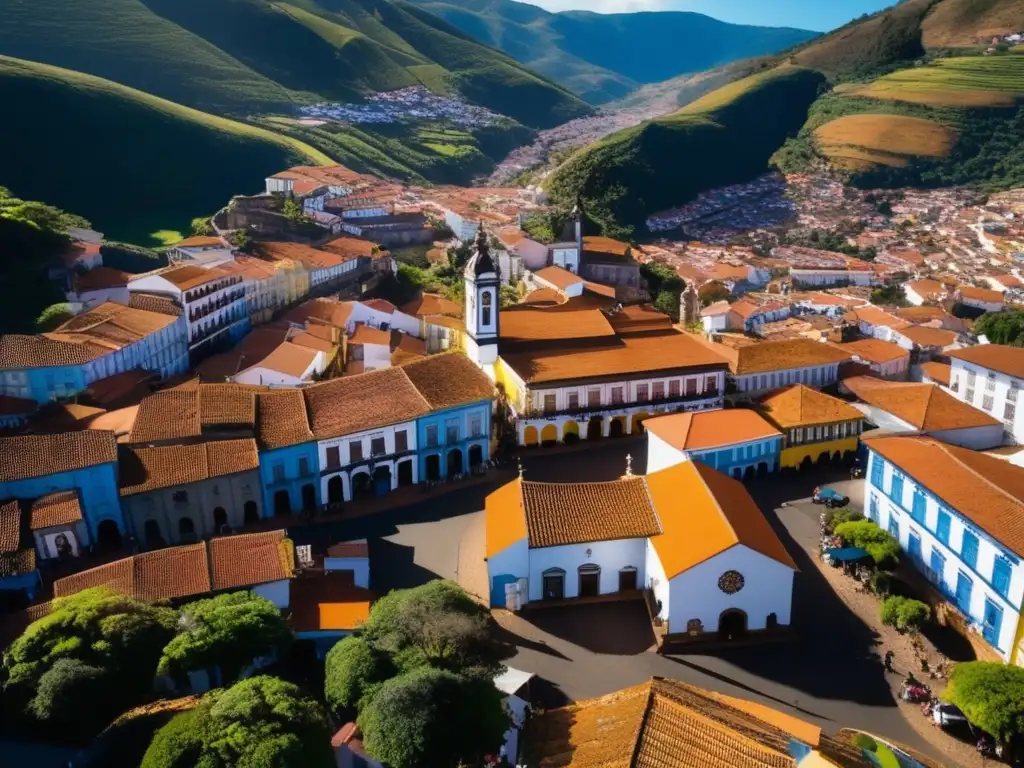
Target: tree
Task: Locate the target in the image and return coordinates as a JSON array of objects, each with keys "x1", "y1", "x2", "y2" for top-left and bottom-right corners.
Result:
[
  {"x1": 361, "y1": 581, "x2": 507, "y2": 676},
  {"x1": 943, "y1": 662, "x2": 1024, "y2": 742},
  {"x1": 3, "y1": 588, "x2": 177, "y2": 738},
  {"x1": 975, "y1": 309, "x2": 1024, "y2": 347},
  {"x1": 357, "y1": 667, "x2": 508, "y2": 768},
  {"x1": 698, "y1": 281, "x2": 730, "y2": 307},
  {"x1": 100, "y1": 241, "x2": 167, "y2": 272},
  {"x1": 157, "y1": 592, "x2": 292, "y2": 685},
  {"x1": 189, "y1": 217, "x2": 214, "y2": 236},
  {"x1": 880, "y1": 596, "x2": 930, "y2": 633},
  {"x1": 282, "y1": 198, "x2": 305, "y2": 223},
  {"x1": 640, "y1": 262, "x2": 683, "y2": 299},
  {"x1": 324, "y1": 635, "x2": 396, "y2": 720},
  {"x1": 35, "y1": 302, "x2": 73, "y2": 331},
  {"x1": 834, "y1": 520, "x2": 901, "y2": 569},
  {"x1": 231, "y1": 228, "x2": 253, "y2": 253},
  {"x1": 29, "y1": 659, "x2": 114, "y2": 742},
  {"x1": 654, "y1": 290, "x2": 680, "y2": 321},
  {"x1": 871, "y1": 284, "x2": 908, "y2": 307},
  {"x1": 142, "y1": 676, "x2": 334, "y2": 768}
]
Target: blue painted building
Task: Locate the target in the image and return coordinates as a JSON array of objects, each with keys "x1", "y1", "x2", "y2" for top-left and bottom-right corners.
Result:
[
  {"x1": 402, "y1": 355, "x2": 494, "y2": 482},
  {"x1": 256, "y1": 389, "x2": 321, "y2": 517},
  {"x1": 866, "y1": 436, "x2": 1024, "y2": 664},
  {"x1": 0, "y1": 302, "x2": 188, "y2": 405},
  {"x1": 0, "y1": 432, "x2": 126, "y2": 556},
  {"x1": 645, "y1": 409, "x2": 784, "y2": 479},
  {"x1": 0, "y1": 499, "x2": 42, "y2": 601}
]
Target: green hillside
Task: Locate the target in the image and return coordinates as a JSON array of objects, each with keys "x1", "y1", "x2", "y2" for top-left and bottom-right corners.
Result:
[
  {"x1": 0, "y1": 55, "x2": 329, "y2": 245},
  {"x1": 406, "y1": 0, "x2": 817, "y2": 104},
  {"x1": 0, "y1": 0, "x2": 591, "y2": 129},
  {"x1": 546, "y1": 67, "x2": 827, "y2": 238}
]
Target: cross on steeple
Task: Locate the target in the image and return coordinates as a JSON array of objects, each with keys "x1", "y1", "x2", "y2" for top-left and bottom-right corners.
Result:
[{"x1": 625, "y1": 454, "x2": 633, "y2": 476}]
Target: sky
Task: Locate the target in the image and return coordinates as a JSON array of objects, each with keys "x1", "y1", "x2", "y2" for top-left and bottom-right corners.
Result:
[{"x1": 515, "y1": 0, "x2": 898, "y2": 32}]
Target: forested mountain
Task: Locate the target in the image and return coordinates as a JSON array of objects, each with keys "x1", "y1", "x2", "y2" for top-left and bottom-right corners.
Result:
[
  {"x1": 406, "y1": 0, "x2": 817, "y2": 103},
  {"x1": 548, "y1": 0, "x2": 1024, "y2": 236}
]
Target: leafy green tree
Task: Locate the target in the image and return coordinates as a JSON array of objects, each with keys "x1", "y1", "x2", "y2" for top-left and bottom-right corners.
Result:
[
  {"x1": 871, "y1": 284, "x2": 908, "y2": 307},
  {"x1": 654, "y1": 290, "x2": 680, "y2": 321},
  {"x1": 324, "y1": 636, "x2": 396, "y2": 720},
  {"x1": 35, "y1": 302, "x2": 73, "y2": 331},
  {"x1": 357, "y1": 667, "x2": 508, "y2": 768},
  {"x1": 157, "y1": 592, "x2": 291, "y2": 685},
  {"x1": 142, "y1": 676, "x2": 334, "y2": 768},
  {"x1": 282, "y1": 198, "x2": 305, "y2": 223},
  {"x1": 834, "y1": 520, "x2": 901, "y2": 569},
  {"x1": 29, "y1": 659, "x2": 113, "y2": 742},
  {"x1": 189, "y1": 216, "x2": 214, "y2": 236},
  {"x1": 698, "y1": 281, "x2": 731, "y2": 307},
  {"x1": 3, "y1": 588, "x2": 177, "y2": 739},
  {"x1": 975, "y1": 309, "x2": 1024, "y2": 347},
  {"x1": 880, "y1": 596, "x2": 930, "y2": 633},
  {"x1": 640, "y1": 262, "x2": 683, "y2": 299},
  {"x1": 1, "y1": 198, "x2": 89, "y2": 232},
  {"x1": 361, "y1": 581, "x2": 507, "y2": 676},
  {"x1": 944, "y1": 662, "x2": 1024, "y2": 742},
  {"x1": 99, "y1": 241, "x2": 167, "y2": 272}
]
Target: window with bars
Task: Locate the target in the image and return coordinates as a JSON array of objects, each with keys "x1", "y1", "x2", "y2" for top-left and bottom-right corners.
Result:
[
  {"x1": 273, "y1": 463, "x2": 285, "y2": 481},
  {"x1": 426, "y1": 425, "x2": 438, "y2": 448},
  {"x1": 967, "y1": 370, "x2": 977, "y2": 386},
  {"x1": 1005, "y1": 402, "x2": 1016, "y2": 423},
  {"x1": 298, "y1": 457, "x2": 310, "y2": 476},
  {"x1": 445, "y1": 418, "x2": 460, "y2": 443},
  {"x1": 370, "y1": 437, "x2": 386, "y2": 457},
  {"x1": 395, "y1": 430, "x2": 408, "y2": 452},
  {"x1": 469, "y1": 414, "x2": 483, "y2": 437},
  {"x1": 350, "y1": 441, "x2": 364, "y2": 462},
  {"x1": 668, "y1": 380, "x2": 681, "y2": 397},
  {"x1": 1009, "y1": 383, "x2": 1020, "y2": 402},
  {"x1": 986, "y1": 372, "x2": 996, "y2": 391},
  {"x1": 611, "y1": 387, "x2": 624, "y2": 404},
  {"x1": 966, "y1": 388, "x2": 975, "y2": 404},
  {"x1": 636, "y1": 383, "x2": 649, "y2": 403},
  {"x1": 588, "y1": 389, "x2": 602, "y2": 407},
  {"x1": 983, "y1": 394, "x2": 995, "y2": 412},
  {"x1": 652, "y1": 382, "x2": 665, "y2": 400},
  {"x1": 567, "y1": 392, "x2": 579, "y2": 409},
  {"x1": 326, "y1": 446, "x2": 340, "y2": 468},
  {"x1": 543, "y1": 394, "x2": 557, "y2": 413}
]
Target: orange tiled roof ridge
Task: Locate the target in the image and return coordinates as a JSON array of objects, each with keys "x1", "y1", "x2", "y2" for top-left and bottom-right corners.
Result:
[
  {"x1": 843, "y1": 376, "x2": 999, "y2": 431},
  {"x1": 759, "y1": 385, "x2": 863, "y2": 429},
  {"x1": 0, "y1": 431, "x2": 119, "y2": 482},
  {"x1": 948, "y1": 344, "x2": 1024, "y2": 379}
]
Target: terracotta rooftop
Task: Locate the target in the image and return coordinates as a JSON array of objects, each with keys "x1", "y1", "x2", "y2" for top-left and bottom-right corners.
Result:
[
  {"x1": 127, "y1": 389, "x2": 201, "y2": 443},
  {"x1": 728, "y1": 339, "x2": 851, "y2": 376},
  {"x1": 304, "y1": 366, "x2": 430, "y2": 439},
  {"x1": 288, "y1": 331, "x2": 335, "y2": 354},
  {"x1": 759, "y1": 385, "x2": 863, "y2": 429},
  {"x1": 399, "y1": 292, "x2": 462, "y2": 318},
  {"x1": 0, "y1": 431, "x2": 118, "y2": 482},
  {"x1": 906, "y1": 280, "x2": 945, "y2": 301},
  {"x1": 0, "y1": 334, "x2": 101, "y2": 368},
  {"x1": 320, "y1": 235, "x2": 378, "y2": 262},
  {"x1": 249, "y1": 342, "x2": 319, "y2": 378},
  {"x1": 84, "y1": 368, "x2": 159, "y2": 407},
  {"x1": 920, "y1": 361, "x2": 951, "y2": 386},
  {"x1": 284, "y1": 298, "x2": 354, "y2": 329},
  {"x1": 119, "y1": 439, "x2": 260, "y2": 495},
  {"x1": 54, "y1": 543, "x2": 212, "y2": 602},
  {"x1": 867, "y1": 436, "x2": 1024, "y2": 557},
  {"x1": 500, "y1": 306, "x2": 616, "y2": 344},
  {"x1": 701, "y1": 300, "x2": 732, "y2": 317},
  {"x1": 150, "y1": 264, "x2": 222, "y2": 291},
  {"x1": 257, "y1": 390, "x2": 314, "y2": 450},
  {"x1": 521, "y1": 287, "x2": 567, "y2": 307},
  {"x1": 72, "y1": 266, "x2": 133, "y2": 293},
  {"x1": 837, "y1": 338, "x2": 910, "y2": 364},
  {"x1": 363, "y1": 298, "x2": 398, "y2": 314},
  {"x1": 948, "y1": 344, "x2": 1024, "y2": 379},
  {"x1": 644, "y1": 410, "x2": 781, "y2": 452},
  {"x1": 847, "y1": 306, "x2": 909, "y2": 329},
  {"x1": 501, "y1": 330, "x2": 729, "y2": 386},
  {"x1": 898, "y1": 325, "x2": 957, "y2": 349},
  {"x1": 521, "y1": 476, "x2": 662, "y2": 549},
  {"x1": 326, "y1": 540, "x2": 369, "y2": 558},
  {"x1": 259, "y1": 241, "x2": 342, "y2": 271},
  {"x1": 583, "y1": 236, "x2": 631, "y2": 257},
  {"x1": 893, "y1": 306, "x2": 946, "y2": 323},
  {"x1": 843, "y1": 376, "x2": 1000, "y2": 432},
  {"x1": 198, "y1": 383, "x2": 257, "y2": 426},
  {"x1": 173, "y1": 236, "x2": 227, "y2": 248},
  {"x1": 605, "y1": 304, "x2": 674, "y2": 334},
  {"x1": 0, "y1": 499, "x2": 24, "y2": 554},
  {"x1": 348, "y1": 324, "x2": 392, "y2": 346},
  {"x1": 958, "y1": 285, "x2": 1003, "y2": 304},
  {"x1": 210, "y1": 530, "x2": 294, "y2": 591},
  {"x1": 647, "y1": 461, "x2": 797, "y2": 578},
  {"x1": 29, "y1": 491, "x2": 83, "y2": 530},
  {"x1": 400, "y1": 353, "x2": 495, "y2": 410},
  {"x1": 535, "y1": 265, "x2": 582, "y2": 290},
  {"x1": 524, "y1": 677, "x2": 865, "y2": 768}
]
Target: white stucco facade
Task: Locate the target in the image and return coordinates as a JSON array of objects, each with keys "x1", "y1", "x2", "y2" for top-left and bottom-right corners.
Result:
[
  {"x1": 732, "y1": 362, "x2": 843, "y2": 396},
  {"x1": 949, "y1": 357, "x2": 1020, "y2": 442},
  {"x1": 528, "y1": 538, "x2": 647, "y2": 602},
  {"x1": 318, "y1": 421, "x2": 419, "y2": 504}
]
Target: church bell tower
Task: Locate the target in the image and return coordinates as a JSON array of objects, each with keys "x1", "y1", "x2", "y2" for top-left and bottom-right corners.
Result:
[{"x1": 464, "y1": 227, "x2": 500, "y2": 369}]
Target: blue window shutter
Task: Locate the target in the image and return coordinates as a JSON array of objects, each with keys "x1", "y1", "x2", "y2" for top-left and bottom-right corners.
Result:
[
  {"x1": 871, "y1": 455, "x2": 884, "y2": 489},
  {"x1": 912, "y1": 492, "x2": 926, "y2": 523},
  {"x1": 961, "y1": 531, "x2": 979, "y2": 569},
  {"x1": 993, "y1": 558, "x2": 1012, "y2": 599},
  {"x1": 936, "y1": 510, "x2": 951, "y2": 545}
]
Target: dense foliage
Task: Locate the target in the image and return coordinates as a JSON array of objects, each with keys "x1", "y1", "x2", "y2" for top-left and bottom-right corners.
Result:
[
  {"x1": 823, "y1": 507, "x2": 863, "y2": 533},
  {"x1": 975, "y1": 309, "x2": 1024, "y2": 346},
  {"x1": 157, "y1": 592, "x2": 292, "y2": 686},
  {"x1": 35, "y1": 302, "x2": 73, "y2": 331},
  {"x1": 548, "y1": 67, "x2": 827, "y2": 237},
  {"x1": 323, "y1": 581, "x2": 511, "y2": 767},
  {"x1": 141, "y1": 676, "x2": 334, "y2": 768},
  {"x1": 358, "y1": 666, "x2": 509, "y2": 768},
  {"x1": 698, "y1": 281, "x2": 731, "y2": 307},
  {"x1": 944, "y1": 662, "x2": 1024, "y2": 741},
  {"x1": 871, "y1": 284, "x2": 909, "y2": 306},
  {"x1": 834, "y1": 519, "x2": 902, "y2": 569},
  {"x1": 1, "y1": 588, "x2": 177, "y2": 741},
  {"x1": 324, "y1": 635, "x2": 396, "y2": 720},
  {"x1": 880, "y1": 596, "x2": 930, "y2": 633},
  {"x1": 641, "y1": 262, "x2": 685, "y2": 321},
  {"x1": 99, "y1": 241, "x2": 168, "y2": 272}
]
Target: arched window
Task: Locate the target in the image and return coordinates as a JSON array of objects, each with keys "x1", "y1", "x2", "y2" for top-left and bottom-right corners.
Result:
[
  {"x1": 213, "y1": 507, "x2": 228, "y2": 533},
  {"x1": 481, "y1": 291, "x2": 492, "y2": 327}
]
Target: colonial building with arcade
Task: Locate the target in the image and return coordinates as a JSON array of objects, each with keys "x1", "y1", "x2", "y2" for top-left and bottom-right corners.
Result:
[{"x1": 460, "y1": 232, "x2": 731, "y2": 446}]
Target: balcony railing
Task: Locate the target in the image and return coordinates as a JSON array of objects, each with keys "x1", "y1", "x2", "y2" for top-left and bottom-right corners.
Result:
[{"x1": 521, "y1": 389, "x2": 721, "y2": 419}]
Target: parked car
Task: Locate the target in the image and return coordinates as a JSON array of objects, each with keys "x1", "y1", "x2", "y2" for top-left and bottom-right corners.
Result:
[
  {"x1": 813, "y1": 487, "x2": 850, "y2": 508},
  {"x1": 932, "y1": 702, "x2": 968, "y2": 728}
]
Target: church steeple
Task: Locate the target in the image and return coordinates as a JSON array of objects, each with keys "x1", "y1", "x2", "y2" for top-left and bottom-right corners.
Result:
[{"x1": 464, "y1": 224, "x2": 500, "y2": 369}]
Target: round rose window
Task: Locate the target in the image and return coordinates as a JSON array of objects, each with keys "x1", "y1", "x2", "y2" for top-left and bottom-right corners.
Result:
[{"x1": 718, "y1": 570, "x2": 745, "y2": 595}]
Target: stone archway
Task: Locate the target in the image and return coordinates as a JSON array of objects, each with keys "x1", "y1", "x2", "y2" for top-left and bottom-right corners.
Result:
[
  {"x1": 562, "y1": 421, "x2": 580, "y2": 444},
  {"x1": 397, "y1": 460, "x2": 414, "y2": 486},
  {"x1": 718, "y1": 609, "x2": 748, "y2": 640},
  {"x1": 178, "y1": 516, "x2": 196, "y2": 542},
  {"x1": 468, "y1": 444, "x2": 483, "y2": 468},
  {"x1": 274, "y1": 490, "x2": 291, "y2": 517},
  {"x1": 541, "y1": 424, "x2": 558, "y2": 446},
  {"x1": 372, "y1": 465, "x2": 392, "y2": 495},
  {"x1": 243, "y1": 501, "x2": 259, "y2": 524},
  {"x1": 96, "y1": 520, "x2": 122, "y2": 551},
  {"x1": 447, "y1": 449, "x2": 464, "y2": 479},
  {"x1": 301, "y1": 484, "x2": 317, "y2": 512},
  {"x1": 630, "y1": 412, "x2": 650, "y2": 435},
  {"x1": 144, "y1": 520, "x2": 164, "y2": 550},
  {"x1": 586, "y1": 417, "x2": 603, "y2": 440},
  {"x1": 213, "y1": 507, "x2": 228, "y2": 533},
  {"x1": 425, "y1": 454, "x2": 441, "y2": 481},
  {"x1": 351, "y1": 472, "x2": 372, "y2": 500},
  {"x1": 523, "y1": 425, "x2": 539, "y2": 447},
  {"x1": 327, "y1": 474, "x2": 344, "y2": 505},
  {"x1": 609, "y1": 417, "x2": 625, "y2": 438}
]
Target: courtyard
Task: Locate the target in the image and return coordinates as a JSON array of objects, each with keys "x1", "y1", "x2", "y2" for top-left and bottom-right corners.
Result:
[{"x1": 287, "y1": 437, "x2": 947, "y2": 763}]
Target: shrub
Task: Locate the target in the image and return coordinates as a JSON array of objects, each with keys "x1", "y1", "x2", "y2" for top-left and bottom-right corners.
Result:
[
  {"x1": 881, "y1": 596, "x2": 930, "y2": 633},
  {"x1": 324, "y1": 636, "x2": 396, "y2": 721},
  {"x1": 869, "y1": 571, "x2": 893, "y2": 596},
  {"x1": 35, "y1": 302, "x2": 74, "y2": 331},
  {"x1": 29, "y1": 659, "x2": 114, "y2": 742},
  {"x1": 834, "y1": 519, "x2": 901, "y2": 569},
  {"x1": 944, "y1": 662, "x2": 1024, "y2": 742},
  {"x1": 825, "y1": 507, "x2": 863, "y2": 532}
]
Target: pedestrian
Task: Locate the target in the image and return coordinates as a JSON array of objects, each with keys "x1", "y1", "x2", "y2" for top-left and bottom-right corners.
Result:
[{"x1": 884, "y1": 650, "x2": 895, "y2": 672}]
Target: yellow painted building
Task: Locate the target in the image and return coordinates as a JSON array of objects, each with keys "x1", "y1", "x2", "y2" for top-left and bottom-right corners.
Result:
[{"x1": 758, "y1": 384, "x2": 864, "y2": 469}]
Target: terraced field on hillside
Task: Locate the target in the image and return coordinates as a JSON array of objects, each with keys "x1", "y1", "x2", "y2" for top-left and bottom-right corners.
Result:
[
  {"x1": 853, "y1": 51, "x2": 1024, "y2": 107},
  {"x1": 814, "y1": 114, "x2": 957, "y2": 170}
]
